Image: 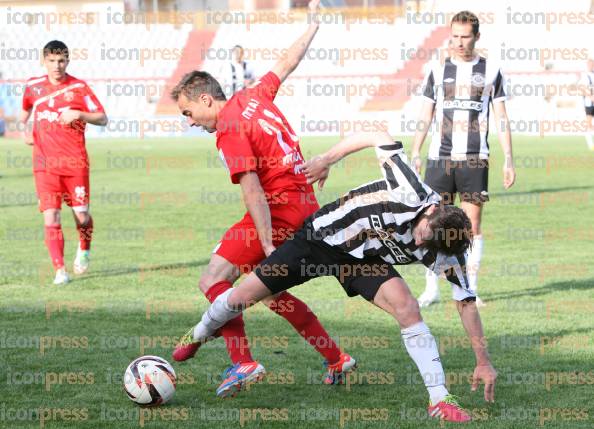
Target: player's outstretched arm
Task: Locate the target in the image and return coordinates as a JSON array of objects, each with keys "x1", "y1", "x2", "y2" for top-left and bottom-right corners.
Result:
[
  {"x1": 456, "y1": 300, "x2": 497, "y2": 403},
  {"x1": 271, "y1": 0, "x2": 321, "y2": 84},
  {"x1": 492, "y1": 101, "x2": 515, "y2": 189},
  {"x1": 303, "y1": 131, "x2": 393, "y2": 189}
]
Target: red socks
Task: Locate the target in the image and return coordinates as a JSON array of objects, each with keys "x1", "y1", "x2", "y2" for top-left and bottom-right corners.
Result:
[
  {"x1": 268, "y1": 291, "x2": 342, "y2": 365},
  {"x1": 205, "y1": 281, "x2": 254, "y2": 364},
  {"x1": 44, "y1": 225, "x2": 64, "y2": 269},
  {"x1": 77, "y1": 215, "x2": 93, "y2": 251}
]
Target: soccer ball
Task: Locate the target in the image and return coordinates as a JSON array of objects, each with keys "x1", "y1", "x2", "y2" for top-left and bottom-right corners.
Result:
[{"x1": 123, "y1": 355, "x2": 176, "y2": 406}]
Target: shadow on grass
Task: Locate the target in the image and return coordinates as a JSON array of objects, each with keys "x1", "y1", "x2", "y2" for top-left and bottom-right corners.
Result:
[
  {"x1": 484, "y1": 278, "x2": 594, "y2": 302},
  {"x1": 489, "y1": 185, "x2": 594, "y2": 198},
  {"x1": 78, "y1": 259, "x2": 210, "y2": 281}
]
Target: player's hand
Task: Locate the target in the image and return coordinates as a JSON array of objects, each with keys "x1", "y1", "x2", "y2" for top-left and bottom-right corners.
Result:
[
  {"x1": 58, "y1": 109, "x2": 82, "y2": 125},
  {"x1": 471, "y1": 362, "x2": 497, "y2": 402},
  {"x1": 308, "y1": 0, "x2": 321, "y2": 24},
  {"x1": 303, "y1": 155, "x2": 330, "y2": 190},
  {"x1": 411, "y1": 154, "x2": 422, "y2": 175},
  {"x1": 24, "y1": 133, "x2": 34, "y2": 146},
  {"x1": 503, "y1": 165, "x2": 515, "y2": 189},
  {"x1": 263, "y1": 244, "x2": 276, "y2": 257}
]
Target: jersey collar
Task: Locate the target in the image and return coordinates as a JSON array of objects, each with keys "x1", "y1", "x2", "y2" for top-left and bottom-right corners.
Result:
[{"x1": 450, "y1": 55, "x2": 480, "y2": 67}]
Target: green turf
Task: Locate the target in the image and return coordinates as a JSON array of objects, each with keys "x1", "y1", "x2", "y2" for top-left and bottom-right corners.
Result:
[{"x1": 1, "y1": 135, "x2": 593, "y2": 428}]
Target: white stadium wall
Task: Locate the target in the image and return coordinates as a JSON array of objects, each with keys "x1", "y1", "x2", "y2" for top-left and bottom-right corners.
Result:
[{"x1": 0, "y1": 0, "x2": 592, "y2": 138}]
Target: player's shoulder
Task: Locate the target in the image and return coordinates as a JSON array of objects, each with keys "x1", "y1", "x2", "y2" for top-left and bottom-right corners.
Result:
[
  {"x1": 26, "y1": 75, "x2": 48, "y2": 86},
  {"x1": 424, "y1": 59, "x2": 444, "y2": 75},
  {"x1": 66, "y1": 74, "x2": 90, "y2": 88},
  {"x1": 483, "y1": 57, "x2": 505, "y2": 76}
]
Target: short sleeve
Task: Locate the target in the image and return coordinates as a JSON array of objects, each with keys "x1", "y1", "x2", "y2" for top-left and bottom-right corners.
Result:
[
  {"x1": 375, "y1": 142, "x2": 439, "y2": 207},
  {"x1": 216, "y1": 122, "x2": 257, "y2": 184},
  {"x1": 429, "y1": 253, "x2": 476, "y2": 302},
  {"x1": 82, "y1": 84, "x2": 105, "y2": 113},
  {"x1": 422, "y1": 68, "x2": 436, "y2": 103},
  {"x1": 22, "y1": 84, "x2": 34, "y2": 111},
  {"x1": 249, "y1": 71, "x2": 281, "y2": 101},
  {"x1": 492, "y1": 69, "x2": 507, "y2": 103}
]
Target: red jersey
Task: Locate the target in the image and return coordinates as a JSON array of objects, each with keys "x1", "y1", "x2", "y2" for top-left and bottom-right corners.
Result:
[
  {"x1": 22, "y1": 74, "x2": 105, "y2": 176},
  {"x1": 215, "y1": 71, "x2": 313, "y2": 197}
]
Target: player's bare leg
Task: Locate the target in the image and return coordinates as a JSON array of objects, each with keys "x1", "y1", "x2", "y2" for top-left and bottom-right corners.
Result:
[
  {"x1": 43, "y1": 208, "x2": 69, "y2": 285},
  {"x1": 372, "y1": 278, "x2": 471, "y2": 422},
  {"x1": 72, "y1": 209, "x2": 92, "y2": 275},
  {"x1": 460, "y1": 200, "x2": 484, "y2": 307}
]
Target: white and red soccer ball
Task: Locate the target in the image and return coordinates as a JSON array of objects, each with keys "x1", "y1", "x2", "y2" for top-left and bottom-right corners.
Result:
[{"x1": 123, "y1": 355, "x2": 176, "y2": 406}]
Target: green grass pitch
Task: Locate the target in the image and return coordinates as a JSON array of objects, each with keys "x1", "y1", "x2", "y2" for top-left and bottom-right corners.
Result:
[{"x1": 1, "y1": 135, "x2": 593, "y2": 428}]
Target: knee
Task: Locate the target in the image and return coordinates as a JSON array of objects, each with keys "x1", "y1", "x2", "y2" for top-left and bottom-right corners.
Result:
[
  {"x1": 75, "y1": 211, "x2": 90, "y2": 226},
  {"x1": 227, "y1": 288, "x2": 250, "y2": 309},
  {"x1": 392, "y1": 295, "x2": 421, "y2": 326},
  {"x1": 44, "y1": 210, "x2": 60, "y2": 227},
  {"x1": 198, "y1": 275, "x2": 213, "y2": 294}
]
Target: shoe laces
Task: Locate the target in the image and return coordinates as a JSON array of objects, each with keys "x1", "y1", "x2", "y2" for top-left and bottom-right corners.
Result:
[
  {"x1": 442, "y1": 394, "x2": 464, "y2": 409},
  {"x1": 177, "y1": 328, "x2": 195, "y2": 347}
]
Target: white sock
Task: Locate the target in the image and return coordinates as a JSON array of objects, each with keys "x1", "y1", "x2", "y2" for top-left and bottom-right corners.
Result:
[
  {"x1": 192, "y1": 289, "x2": 241, "y2": 342},
  {"x1": 401, "y1": 321, "x2": 448, "y2": 404},
  {"x1": 587, "y1": 133, "x2": 594, "y2": 150},
  {"x1": 424, "y1": 269, "x2": 440, "y2": 296},
  {"x1": 467, "y1": 234, "x2": 484, "y2": 294}
]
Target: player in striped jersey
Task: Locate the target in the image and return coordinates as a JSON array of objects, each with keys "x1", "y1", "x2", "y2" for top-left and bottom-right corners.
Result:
[
  {"x1": 182, "y1": 132, "x2": 497, "y2": 423},
  {"x1": 579, "y1": 58, "x2": 594, "y2": 150},
  {"x1": 411, "y1": 11, "x2": 516, "y2": 307}
]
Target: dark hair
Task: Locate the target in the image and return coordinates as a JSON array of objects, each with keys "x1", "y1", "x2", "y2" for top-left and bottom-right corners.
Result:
[
  {"x1": 424, "y1": 205, "x2": 472, "y2": 256},
  {"x1": 451, "y1": 11, "x2": 480, "y2": 36},
  {"x1": 43, "y1": 40, "x2": 69, "y2": 58},
  {"x1": 170, "y1": 71, "x2": 227, "y2": 102}
]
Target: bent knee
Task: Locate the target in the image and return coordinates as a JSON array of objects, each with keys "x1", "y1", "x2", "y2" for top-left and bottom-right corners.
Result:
[{"x1": 392, "y1": 295, "x2": 421, "y2": 319}]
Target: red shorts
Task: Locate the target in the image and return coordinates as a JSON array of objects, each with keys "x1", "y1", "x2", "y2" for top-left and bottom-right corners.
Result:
[
  {"x1": 214, "y1": 191, "x2": 319, "y2": 273},
  {"x1": 34, "y1": 172, "x2": 90, "y2": 212}
]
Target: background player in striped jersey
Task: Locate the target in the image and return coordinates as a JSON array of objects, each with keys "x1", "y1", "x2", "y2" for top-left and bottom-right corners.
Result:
[
  {"x1": 171, "y1": 0, "x2": 356, "y2": 398},
  {"x1": 579, "y1": 58, "x2": 594, "y2": 150},
  {"x1": 411, "y1": 11, "x2": 516, "y2": 307},
  {"x1": 182, "y1": 131, "x2": 497, "y2": 422},
  {"x1": 19, "y1": 40, "x2": 108, "y2": 285}
]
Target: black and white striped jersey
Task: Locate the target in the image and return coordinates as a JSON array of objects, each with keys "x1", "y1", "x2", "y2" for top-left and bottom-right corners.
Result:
[
  {"x1": 582, "y1": 72, "x2": 594, "y2": 108},
  {"x1": 422, "y1": 56, "x2": 507, "y2": 160},
  {"x1": 309, "y1": 142, "x2": 473, "y2": 300}
]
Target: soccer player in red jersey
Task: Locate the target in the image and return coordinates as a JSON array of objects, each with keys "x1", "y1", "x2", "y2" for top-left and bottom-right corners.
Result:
[
  {"x1": 171, "y1": 0, "x2": 355, "y2": 398},
  {"x1": 19, "y1": 41, "x2": 107, "y2": 285}
]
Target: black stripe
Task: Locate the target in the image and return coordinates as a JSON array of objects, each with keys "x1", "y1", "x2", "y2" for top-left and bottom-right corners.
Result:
[
  {"x1": 492, "y1": 69, "x2": 506, "y2": 99},
  {"x1": 383, "y1": 162, "x2": 399, "y2": 189},
  {"x1": 378, "y1": 141, "x2": 403, "y2": 151},
  {"x1": 468, "y1": 57, "x2": 486, "y2": 155},
  {"x1": 390, "y1": 154, "x2": 428, "y2": 201},
  {"x1": 313, "y1": 200, "x2": 419, "y2": 240},
  {"x1": 439, "y1": 58, "x2": 456, "y2": 158},
  {"x1": 423, "y1": 70, "x2": 435, "y2": 100},
  {"x1": 312, "y1": 180, "x2": 387, "y2": 219}
]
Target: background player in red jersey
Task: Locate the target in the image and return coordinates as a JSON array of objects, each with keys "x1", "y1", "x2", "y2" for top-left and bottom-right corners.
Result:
[
  {"x1": 19, "y1": 40, "x2": 108, "y2": 285},
  {"x1": 171, "y1": 0, "x2": 356, "y2": 398}
]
